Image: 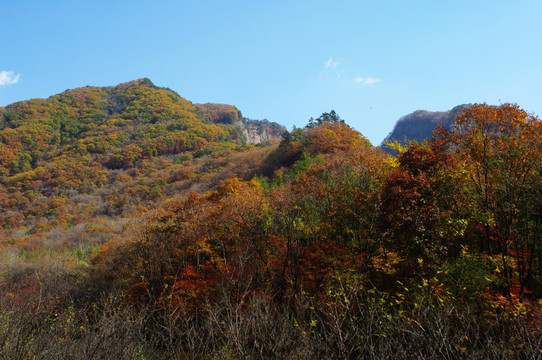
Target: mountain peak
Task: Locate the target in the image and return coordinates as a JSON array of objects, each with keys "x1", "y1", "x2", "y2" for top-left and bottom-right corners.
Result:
[{"x1": 381, "y1": 105, "x2": 470, "y2": 152}]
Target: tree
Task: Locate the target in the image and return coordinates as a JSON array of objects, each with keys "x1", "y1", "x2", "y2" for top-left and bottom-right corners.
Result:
[
  {"x1": 435, "y1": 103, "x2": 542, "y2": 297},
  {"x1": 309, "y1": 110, "x2": 344, "y2": 126},
  {"x1": 379, "y1": 142, "x2": 465, "y2": 273}
]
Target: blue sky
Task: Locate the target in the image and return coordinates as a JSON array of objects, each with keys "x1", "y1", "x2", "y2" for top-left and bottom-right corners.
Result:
[{"x1": 1, "y1": 1, "x2": 541, "y2": 144}]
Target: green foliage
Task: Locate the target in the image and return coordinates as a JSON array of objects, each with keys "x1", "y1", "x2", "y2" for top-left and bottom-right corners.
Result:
[
  {"x1": 307, "y1": 109, "x2": 344, "y2": 127},
  {"x1": 438, "y1": 248, "x2": 503, "y2": 303},
  {"x1": 285, "y1": 152, "x2": 324, "y2": 181}
]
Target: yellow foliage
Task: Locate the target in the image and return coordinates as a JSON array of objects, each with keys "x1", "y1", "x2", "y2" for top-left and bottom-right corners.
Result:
[
  {"x1": 383, "y1": 140, "x2": 408, "y2": 154},
  {"x1": 372, "y1": 248, "x2": 403, "y2": 275}
]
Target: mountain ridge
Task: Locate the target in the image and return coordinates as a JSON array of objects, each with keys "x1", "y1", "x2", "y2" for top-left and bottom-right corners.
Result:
[{"x1": 381, "y1": 105, "x2": 468, "y2": 152}]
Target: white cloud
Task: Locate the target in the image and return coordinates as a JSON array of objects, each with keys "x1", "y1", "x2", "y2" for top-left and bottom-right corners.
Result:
[
  {"x1": 364, "y1": 77, "x2": 380, "y2": 85},
  {"x1": 356, "y1": 76, "x2": 380, "y2": 85},
  {"x1": 0, "y1": 71, "x2": 21, "y2": 86},
  {"x1": 324, "y1": 58, "x2": 339, "y2": 69}
]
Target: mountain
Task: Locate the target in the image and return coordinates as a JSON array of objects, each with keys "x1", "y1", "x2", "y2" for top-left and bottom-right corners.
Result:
[
  {"x1": 0, "y1": 79, "x2": 283, "y2": 247},
  {"x1": 194, "y1": 102, "x2": 285, "y2": 144},
  {"x1": 381, "y1": 105, "x2": 467, "y2": 152}
]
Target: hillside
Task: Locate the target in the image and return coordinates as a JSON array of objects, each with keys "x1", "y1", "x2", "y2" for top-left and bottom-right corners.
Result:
[
  {"x1": 1, "y1": 98, "x2": 542, "y2": 358},
  {"x1": 381, "y1": 105, "x2": 467, "y2": 152},
  {"x1": 194, "y1": 102, "x2": 284, "y2": 144},
  {"x1": 0, "y1": 79, "x2": 282, "y2": 249}
]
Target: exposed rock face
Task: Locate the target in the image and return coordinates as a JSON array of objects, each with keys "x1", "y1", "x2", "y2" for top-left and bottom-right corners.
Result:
[
  {"x1": 195, "y1": 103, "x2": 284, "y2": 144},
  {"x1": 381, "y1": 105, "x2": 468, "y2": 153},
  {"x1": 234, "y1": 118, "x2": 285, "y2": 144}
]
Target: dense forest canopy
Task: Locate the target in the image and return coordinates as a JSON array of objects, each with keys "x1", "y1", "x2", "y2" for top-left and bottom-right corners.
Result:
[
  {"x1": 0, "y1": 79, "x2": 282, "y2": 252},
  {"x1": 1, "y1": 83, "x2": 541, "y2": 358}
]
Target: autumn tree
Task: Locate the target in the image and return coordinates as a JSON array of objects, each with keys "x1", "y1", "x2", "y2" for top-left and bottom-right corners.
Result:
[
  {"x1": 379, "y1": 142, "x2": 466, "y2": 275},
  {"x1": 435, "y1": 103, "x2": 542, "y2": 297}
]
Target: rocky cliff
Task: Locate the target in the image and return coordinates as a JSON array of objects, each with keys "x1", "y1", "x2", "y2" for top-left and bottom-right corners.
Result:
[
  {"x1": 194, "y1": 103, "x2": 284, "y2": 144},
  {"x1": 381, "y1": 105, "x2": 468, "y2": 153}
]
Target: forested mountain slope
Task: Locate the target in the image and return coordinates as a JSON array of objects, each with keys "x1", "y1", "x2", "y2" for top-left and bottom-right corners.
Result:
[{"x1": 0, "y1": 79, "x2": 282, "y2": 250}]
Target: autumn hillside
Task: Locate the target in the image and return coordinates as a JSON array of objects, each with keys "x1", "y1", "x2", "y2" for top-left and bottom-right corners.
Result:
[
  {"x1": 0, "y1": 79, "x2": 283, "y2": 250},
  {"x1": 1, "y1": 94, "x2": 542, "y2": 358}
]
